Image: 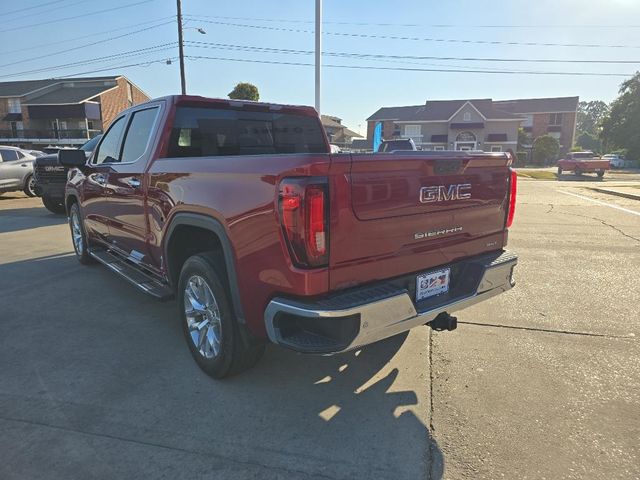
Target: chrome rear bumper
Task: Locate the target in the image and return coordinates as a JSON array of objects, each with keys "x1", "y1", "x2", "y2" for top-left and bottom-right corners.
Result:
[{"x1": 264, "y1": 250, "x2": 517, "y2": 354}]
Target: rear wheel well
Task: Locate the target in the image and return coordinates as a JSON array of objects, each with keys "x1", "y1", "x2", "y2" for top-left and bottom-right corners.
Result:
[{"x1": 167, "y1": 225, "x2": 227, "y2": 288}]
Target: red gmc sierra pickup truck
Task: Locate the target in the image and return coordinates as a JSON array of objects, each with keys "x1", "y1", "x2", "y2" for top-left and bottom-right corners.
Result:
[{"x1": 59, "y1": 95, "x2": 518, "y2": 378}]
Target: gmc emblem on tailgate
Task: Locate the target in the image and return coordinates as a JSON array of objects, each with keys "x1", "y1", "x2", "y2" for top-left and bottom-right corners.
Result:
[{"x1": 419, "y1": 184, "x2": 471, "y2": 203}]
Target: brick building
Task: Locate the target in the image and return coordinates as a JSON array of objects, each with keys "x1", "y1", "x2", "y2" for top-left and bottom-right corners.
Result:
[
  {"x1": 0, "y1": 75, "x2": 149, "y2": 148},
  {"x1": 493, "y1": 97, "x2": 579, "y2": 154},
  {"x1": 366, "y1": 96, "x2": 579, "y2": 154}
]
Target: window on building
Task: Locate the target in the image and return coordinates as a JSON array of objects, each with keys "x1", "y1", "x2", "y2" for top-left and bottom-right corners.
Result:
[
  {"x1": 548, "y1": 131, "x2": 561, "y2": 141},
  {"x1": 127, "y1": 82, "x2": 133, "y2": 105},
  {"x1": 403, "y1": 125, "x2": 421, "y2": 143},
  {"x1": 490, "y1": 145, "x2": 503, "y2": 152},
  {"x1": 120, "y1": 107, "x2": 159, "y2": 163},
  {"x1": 93, "y1": 116, "x2": 126, "y2": 164},
  {"x1": 463, "y1": 112, "x2": 471, "y2": 122},
  {"x1": 7, "y1": 98, "x2": 21, "y2": 114},
  {"x1": 549, "y1": 113, "x2": 563, "y2": 126},
  {"x1": 521, "y1": 115, "x2": 533, "y2": 128}
]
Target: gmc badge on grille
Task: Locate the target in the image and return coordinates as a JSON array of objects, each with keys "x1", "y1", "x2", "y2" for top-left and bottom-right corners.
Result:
[{"x1": 44, "y1": 166, "x2": 65, "y2": 172}]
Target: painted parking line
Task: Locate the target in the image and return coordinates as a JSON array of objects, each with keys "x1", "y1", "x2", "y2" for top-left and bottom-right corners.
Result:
[{"x1": 558, "y1": 190, "x2": 640, "y2": 217}]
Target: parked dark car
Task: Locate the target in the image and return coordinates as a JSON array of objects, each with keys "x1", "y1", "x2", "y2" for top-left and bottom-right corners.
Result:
[{"x1": 33, "y1": 135, "x2": 102, "y2": 213}]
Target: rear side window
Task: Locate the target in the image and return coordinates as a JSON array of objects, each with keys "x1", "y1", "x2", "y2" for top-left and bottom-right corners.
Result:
[
  {"x1": 166, "y1": 107, "x2": 327, "y2": 158},
  {"x1": 0, "y1": 149, "x2": 19, "y2": 161},
  {"x1": 120, "y1": 107, "x2": 158, "y2": 163}
]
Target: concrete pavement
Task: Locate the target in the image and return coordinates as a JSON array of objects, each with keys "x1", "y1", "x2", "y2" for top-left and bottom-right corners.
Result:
[
  {"x1": 1, "y1": 175, "x2": 639, "y2": 479},
  {"x1": 0, "y1": 193, "x2": 440, "y2": 480},
  {"x1": 431, "y1": 178, "x2": 640, "y2": 479}
]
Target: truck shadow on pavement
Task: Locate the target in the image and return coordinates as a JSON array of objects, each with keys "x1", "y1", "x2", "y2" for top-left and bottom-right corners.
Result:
[{"x1": 0, "y1": 253, "x2": 444, "y2": 480}]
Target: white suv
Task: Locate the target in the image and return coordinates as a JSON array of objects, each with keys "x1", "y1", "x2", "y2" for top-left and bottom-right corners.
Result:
[
  {"x1": 0, "y1": 146, "x2": 38, "y2": 197},
  {"x1": 602, "y1": 154, "x2": 625, "y2": 169}
]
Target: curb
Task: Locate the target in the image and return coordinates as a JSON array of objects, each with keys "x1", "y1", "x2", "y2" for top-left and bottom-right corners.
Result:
[{"x1": 589, "y1": 187, "x2": 640, "y2": 201}]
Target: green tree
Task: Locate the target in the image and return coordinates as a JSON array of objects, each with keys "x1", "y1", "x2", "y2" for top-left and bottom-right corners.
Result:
[
  {"x1": 576, "y1": 131, "x2": 602, "y2": 153},
  {"x1": 228, "y1": 82, "x2": 260, "y2": 101},
  {"x1": 532, "y1": 135, "x2": 560, "y2": 165},
  {"x1": 577, "y1": 100, "x2": 609, "y2": 136},
  {"x1": 517, "y1": 128, "x2": 532, "y2": 151},
  {"x1": 601, "y1": 72, "x2": 640, "y2": 159}
]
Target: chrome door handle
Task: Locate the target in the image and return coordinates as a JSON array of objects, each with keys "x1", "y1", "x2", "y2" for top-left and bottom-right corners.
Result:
[
  {"x1": 94, "y1": 173, "x2": 107, "y2": 185},
  {"x1": 127, "y1": 178, "x2": 141, "y2": 188}
]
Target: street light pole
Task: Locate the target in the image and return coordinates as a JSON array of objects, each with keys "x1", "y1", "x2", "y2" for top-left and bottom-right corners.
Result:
[
  {"x1": 176, "y1": 0, "x2": 186, "y2": 95},
  {"x1": 315, "y1": 0, "x2": 321, "y2": 114}
]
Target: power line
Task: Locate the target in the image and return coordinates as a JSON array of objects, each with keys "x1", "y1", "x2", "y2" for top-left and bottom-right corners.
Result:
[
  {"x1": 185, "y1": 40, "x2": 640, "y2": 65},
  {"x1": 184, "y1": 54, "x2": 633, "y2": 77},
  {"x1": 0, "y1": 0, "x2": 158, "y2": 34},
  {"x1": 185, "y1": 14, "x2": 640, "y2": 29},
  {"x1": 4, "y1": 0, "x2": 68, "y2": 16},
  {"x1": 0, "y1": 44, "x2": 177, "y2": 79},
  {"x1": 187, "y1": 18, "x2": 640, "y2": 49},
  {"x1": 8, "y1": 0, "x2": 88, "y2": 23},
  {"x1": 0, "y1": 21, "x2": 174, "y2": 69},
  {"x1": 0, "y1": 16, "x2": 175, "y2": 56},
  {"x1": 61, "y1": 57, "x2": 178, "y2": 78}
]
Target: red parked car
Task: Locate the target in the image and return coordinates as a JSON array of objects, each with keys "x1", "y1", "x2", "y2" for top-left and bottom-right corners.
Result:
[{"x1": 59, "y1": 95, "x2": 518, "y2": 378}]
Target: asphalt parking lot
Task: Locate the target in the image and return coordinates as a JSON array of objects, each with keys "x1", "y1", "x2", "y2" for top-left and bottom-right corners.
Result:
[{"x1": 1, "y1": 175, "x2": 639, "y2": 480}]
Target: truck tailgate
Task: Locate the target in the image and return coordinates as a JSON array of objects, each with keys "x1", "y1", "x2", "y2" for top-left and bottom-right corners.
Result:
[{"x1": 329, "y1": 152, "x2": 511, "y2": 290}]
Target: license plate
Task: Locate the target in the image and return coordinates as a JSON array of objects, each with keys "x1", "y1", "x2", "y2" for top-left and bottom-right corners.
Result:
[{"x1": 416, "y1": 268, "x2": 450, "y2": 302}]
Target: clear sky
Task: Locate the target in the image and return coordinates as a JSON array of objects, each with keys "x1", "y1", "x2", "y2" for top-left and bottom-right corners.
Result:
[{"x1": 1, "y1": 0, "x2": 639, "y2": 134}]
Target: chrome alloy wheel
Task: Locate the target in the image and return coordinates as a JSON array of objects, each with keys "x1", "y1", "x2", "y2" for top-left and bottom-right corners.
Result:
[
  {"x1": 184, "y1": 275, "x2": 222, "y2": 359},
  {"x1": 71, "y1": 210, "x2": 84, "y2": 255},
  {"x1": 27, "y1": 176, "x2": 37, "y2": 196}
]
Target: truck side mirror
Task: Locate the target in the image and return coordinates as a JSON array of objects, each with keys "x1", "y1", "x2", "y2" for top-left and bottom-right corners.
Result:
[{"x1": 59, "y1": 149, "x2": 87, "y2": 167}]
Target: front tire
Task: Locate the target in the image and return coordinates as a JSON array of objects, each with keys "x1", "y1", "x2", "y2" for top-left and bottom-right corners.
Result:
[
  {"x1": 597, "y1": 170, "x2": 605, "y2": 178},
  {"x1": 574, "y1": 168, "x2": 582, "y2": 176},
  {"x1": 178, "y1": 253, "x2": 265, "y2": 379},
  {"x1": 557, "y1": 166, "x2": 562, "y2": 176},
  {"x1": 23, "y1": 175, "x2": 37, "y2": 197},
  {"x1": 42, "y1": 194, "x2": 66, "y2": 214},
  {"x1": 68, "y1": 202, "x2": 94, "y2": 265}
]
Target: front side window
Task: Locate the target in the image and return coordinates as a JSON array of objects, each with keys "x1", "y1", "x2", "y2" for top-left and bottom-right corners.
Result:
[
  {"x1": 93, "y1": 116, "x2": 126, "y2": 164},
  {"x1": 166, "y1": 106, "x2": 327, "y2": 158},
  {"x1": 120, "y1": 107, "x2": 158, "y2": 163}
]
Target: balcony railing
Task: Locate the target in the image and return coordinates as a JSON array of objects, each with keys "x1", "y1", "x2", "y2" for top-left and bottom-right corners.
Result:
[{"x1": 0, "y1": 129, "x2": 102, "y2": 141}]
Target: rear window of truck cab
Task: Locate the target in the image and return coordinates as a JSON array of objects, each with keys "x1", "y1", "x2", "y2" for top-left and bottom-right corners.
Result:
[{"x1": 165, "y1": 106, "x2": 328, "y2": 157}]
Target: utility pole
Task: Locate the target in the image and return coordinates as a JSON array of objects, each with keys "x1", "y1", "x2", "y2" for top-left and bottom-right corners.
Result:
[
  {"x1": 176, "y1": 0, "x2": 186, "y2": 95},
  {"x1": 315, "y1": 0, "x2": 321, "y2": 113}
]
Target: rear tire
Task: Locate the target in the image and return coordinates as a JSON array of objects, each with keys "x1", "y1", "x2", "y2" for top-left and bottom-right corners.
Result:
[
  {"x1": 42, "y1": 194, "x2": 66, "y2": 214},
  {"x1": 178, "y1": 253, "x2": 265, "y2": 379},
  {"x1": 574, "y1": 168, "x2": 582, "y2": 176},
  {"x1": 557, "y1": 167, "x2": 562, "y2": 176},
  {"x1": 597, "y1": 170, "x2": 605, "y2": 178},
  {"x1": 23, "y1": 175, "x2": 37, "y2": 197}
]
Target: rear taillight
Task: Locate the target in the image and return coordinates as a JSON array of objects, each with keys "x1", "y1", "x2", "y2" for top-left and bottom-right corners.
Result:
[
  {"x1": 506, "y1": 168, "x2": 517, "y2": 228},
  {"x1": 279, "y1": 178, "x2": 329, "y2": 268}
]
